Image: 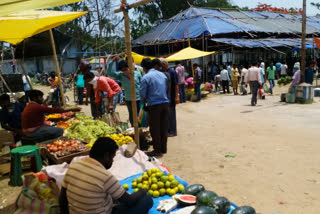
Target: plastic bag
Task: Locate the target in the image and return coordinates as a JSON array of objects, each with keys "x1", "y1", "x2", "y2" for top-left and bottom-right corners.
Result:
[
  {"x1": 263, "y1": 83, "x2": 269, "y2": 93},
  {"x1": 138, "y1": 103, "x2": 148, "y2": 127},
  {"x1": 14, "y1": 174, "x2": 59, "y2": 214}
]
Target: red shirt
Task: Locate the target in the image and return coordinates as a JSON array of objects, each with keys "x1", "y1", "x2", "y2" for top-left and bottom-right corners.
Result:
[
  {"x1": 22, "y1": 102, "x2": 64, "y2": 134},
  {"x1": 95, "y1": 76, "x2": 121, "y2": 103}
]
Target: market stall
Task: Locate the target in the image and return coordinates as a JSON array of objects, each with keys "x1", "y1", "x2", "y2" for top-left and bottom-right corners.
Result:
[{"x1": 16, "y1": 145, "x2": 253, "y2": 214}]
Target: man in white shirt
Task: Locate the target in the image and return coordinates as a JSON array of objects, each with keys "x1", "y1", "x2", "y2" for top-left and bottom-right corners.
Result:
[
  {"x1": 240, "y1": 65, "x2": 248, "y2": 95},
  {"x1": 246, "y1": 62, "x2": 262, "y2": 106},
  {"x1": 280, "y1": 62, "x2": 288, "y2": 77},
  {"x1": 220, "y1": 65, "x2": 230, "y2": 94}
]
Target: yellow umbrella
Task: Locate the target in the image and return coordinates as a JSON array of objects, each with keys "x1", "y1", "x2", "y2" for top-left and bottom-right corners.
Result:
[
  {"x1": 131, "y1": 52, "x2": 156, "y2": 64},
  {"x1": 166, "y1": 47, "x2": 215, "y2": 61},
  {"x1": 0, "y1": 10, "x2": 88, "y2": 45},
  {"x1": 0, "y1": 0, "x2": 83, "y2": 17}
]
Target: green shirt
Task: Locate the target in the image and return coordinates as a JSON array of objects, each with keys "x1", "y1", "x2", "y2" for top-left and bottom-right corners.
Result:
[
  {"x1": 267, "y1": 66, "x2": 276, "y2": 80},
  {"x1": 107, "y1": 61, "x2": 142, "y2": 101}
]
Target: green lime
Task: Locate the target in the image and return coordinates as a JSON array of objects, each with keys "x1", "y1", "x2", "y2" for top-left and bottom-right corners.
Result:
[
  {"x1": 174, "y1": 187, "x2": 179, "y2": 193},
  {"x1": 151, "y1": 168, "x2": 157, "y2": 173},
  {"x1": 151, "y1": 184, "x2": 158, "y2": 190},
  {"x1": 142, "y1": 174, "x2": 149, "y2": 180},
  {"x1": 143, "y1": 181, "x2": 149, "y2": 185},
  {"x1": 148, "y1": 190, "x2": 153, "y2": 195},
  {"x1": 142, "y1": 184, "x2": 149, "y2": 189},
  {"x1": 131, "y1": 182, "x2": 137, "y2": 188},
  {"x1": 132, "y1": 179, "x2": 137, "y2": 183},
  {"x1": 147, "y1": 169, "x2": 152, "y2": 177},
  {"x1": 137, "y1": 177, "x2": 143, "y2": 183},
  {"x1": 166, "y1": 188, "x2": 171, "y2": 195},
  {"x1": 137, "y1": 183, "x2": 143, "y2": 188},
  {"x1": 161, "y1": 176, "x2": 168, "y2": 183},
  {"x1": 178, "y1": 184, "x2": 184, "y2": 192},
  {"x1": 157, "y1": 181, "x2": 164, "y2": 189},
  {"x1": 159, "y1": 188, "x2": 166, "y2": 196},
  {"x1": 156, "y1": 172, "x2": 162, "y2": 178},
  {"x1": 168, "y1": 175, "x2": 175, "y2": 181},
  {"x1": 165, "y1": 181, "x2": 171, "y2": 188},
  {"x1": 133, "y1": 188, "x2": 139, "y2": 193},
  {"x1": 152, "y1": 190, "x2": 160, "y2": 198},
  {"x1": 151, "y1": 177, "x2": 158, "y2": 184},
  {"x1": 123, "y1": 184, "x2": 129, "y2": 190},
  {"x1": 169, "y1": 189, "x2": 176, "y2": 196},
  {"x1": 170, "y1": 179, "x2": 179, "y2": 187}
]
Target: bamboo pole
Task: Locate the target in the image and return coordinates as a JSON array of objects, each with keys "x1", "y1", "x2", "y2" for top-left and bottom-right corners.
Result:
[
  {"x1": 49, "y1": 29, "x2": 66, "y2": 108},
  {"x1": 18, "y1": 60, "x2": 33, "y2": 90},
  {"x1": 300, "y1": 0, "x2": 306, "y2": 83},
  {"x1": 114, "y1": 0, "x2": 153, "y2": 13},
  {"x1": 187, "y1": 30, "x2": 195, "y2": 77},
  {"x1": 115, "y1": 0, "x2": 154, "y2": 154}
]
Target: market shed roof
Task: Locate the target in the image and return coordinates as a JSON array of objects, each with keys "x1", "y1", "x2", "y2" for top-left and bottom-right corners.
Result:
[{"x1": 133, "y1": 7, "x2": 320, "y2": 45}]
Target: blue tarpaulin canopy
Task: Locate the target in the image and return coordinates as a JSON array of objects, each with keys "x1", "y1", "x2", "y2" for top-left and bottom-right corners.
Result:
[
  {"x1": 211, "y1": 38, "x2": 315, "y2": 49},
  {"x1": 133, "y1": 7, "x2": 320, "y2": 45}
]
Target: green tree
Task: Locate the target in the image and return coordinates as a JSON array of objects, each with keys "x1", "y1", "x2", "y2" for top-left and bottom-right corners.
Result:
[
  {"x1": 131, "y1": 0, "x2": 236, "y2": 40},
  {"x1": 54, "y1": 0, "x2": 119, "y2": 52}
]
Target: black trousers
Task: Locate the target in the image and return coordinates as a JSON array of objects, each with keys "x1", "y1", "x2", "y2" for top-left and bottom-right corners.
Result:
[
  {"x1": 148, "y1": 103, "x2": 169, "y2": 153},
  {"x1": 168, "y1": 104, "x2": 177, "y2": 135},
  {"x1": 222, "y1": 80, "x2": 230, "y2": 93},
  {"x1": 250, "y1": 81, "x2": 260, "y2": 105}
]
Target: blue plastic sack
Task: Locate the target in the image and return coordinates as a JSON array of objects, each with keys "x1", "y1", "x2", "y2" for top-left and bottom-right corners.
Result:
[{"x1": 120, "y1": 172, "x2": 237, "y2": 214}]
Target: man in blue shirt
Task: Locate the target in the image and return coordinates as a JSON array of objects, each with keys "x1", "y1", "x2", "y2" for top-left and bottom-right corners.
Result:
[
  {"x1": 140, "y1": 58, "x2": 169, "y2": 157},
  {"x1": 0, "y1": 94, "x2": 24, "y2": 140},
  {"x1": 275, "y1": 61, "x2": 282, "y2": 79},
  {"x1": 107, "y1": 57, "x2": 142, "y2": 127},
  {"x1": 305, "y1": 63, "x2": 315, "y2": 85},
  {"x1": 160, "y1": 58, "x2": 178, "y2": 137}
]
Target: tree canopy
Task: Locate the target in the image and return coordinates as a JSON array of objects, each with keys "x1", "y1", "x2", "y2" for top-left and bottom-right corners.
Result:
[{"x1": 131, "y1": 0, "x2": 237, "y2": 40}]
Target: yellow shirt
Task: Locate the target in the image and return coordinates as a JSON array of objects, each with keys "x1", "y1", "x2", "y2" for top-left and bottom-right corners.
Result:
[{"x1": 231, "y1": 68, "x2": 240, "y2": 81}]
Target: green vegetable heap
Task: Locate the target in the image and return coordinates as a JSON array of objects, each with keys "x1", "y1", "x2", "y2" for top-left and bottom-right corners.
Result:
[{"x1": 66, "y1": 119, "x2": 116, "y2": 142}]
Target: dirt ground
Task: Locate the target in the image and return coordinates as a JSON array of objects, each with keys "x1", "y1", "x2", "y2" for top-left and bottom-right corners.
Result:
[{"x1": 1, "y1": 84, "x2": 320, "y2": 214}]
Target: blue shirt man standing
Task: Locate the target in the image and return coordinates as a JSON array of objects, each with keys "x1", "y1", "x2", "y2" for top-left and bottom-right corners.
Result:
[{"x1": 140, "y1": 58, "x2": 169, "y2": 157}]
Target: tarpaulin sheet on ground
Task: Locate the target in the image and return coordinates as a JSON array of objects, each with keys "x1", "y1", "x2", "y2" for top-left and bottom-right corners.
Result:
[
  {"x1": 120, "y1": 172, "x2": 237, "y2": 214},
  {"x1": 166, "y1": 47, "x2": 215, "y2": 61},
  {"x1": 0, "y1": 0, "x2": 83, "y2": 17},
  {"x1": 0, "y1": 10, "x2": 87, "y2": 45}
]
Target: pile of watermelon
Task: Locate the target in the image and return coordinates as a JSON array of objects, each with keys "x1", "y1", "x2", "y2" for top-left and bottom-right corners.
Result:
[{"x1": 174, "y1": 184, "x2": 256, "y2": 214}]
